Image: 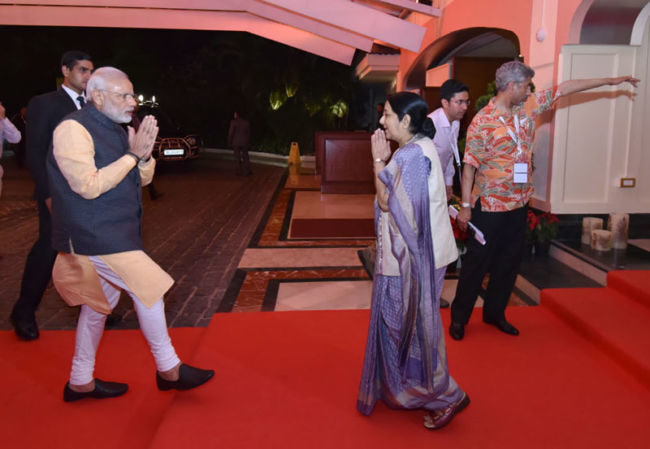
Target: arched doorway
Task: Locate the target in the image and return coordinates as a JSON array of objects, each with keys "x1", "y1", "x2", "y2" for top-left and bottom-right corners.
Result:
[
  {"x1": 404, "y1": 28, "x2": 520, "y2": 90},
  {"x1": 569, "y1": 0, "x2": 649, "y2": 45},
  {"x1": 404, "y1": 27, "x2": 520, "y2": 133}
]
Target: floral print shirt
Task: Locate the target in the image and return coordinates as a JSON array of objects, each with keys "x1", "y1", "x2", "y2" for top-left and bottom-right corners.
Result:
[{"x1": 464, "y1": 87, "x2": 559, "y2": 211}]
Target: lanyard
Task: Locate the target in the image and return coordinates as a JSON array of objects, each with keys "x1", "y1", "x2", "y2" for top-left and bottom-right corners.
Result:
[
  {"x1": 447, "y1": 126, "x2": 462, "y2": 183},
  {"x1": 499, "y1": 113, "x2": 528, "y2": 196},
  {"x1": 499, "y1": 113, "x2": 523, "y2": 157}
]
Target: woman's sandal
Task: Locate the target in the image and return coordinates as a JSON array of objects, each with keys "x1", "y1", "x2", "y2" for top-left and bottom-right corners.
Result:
[{"x1": 423, "y1": 393, "x2": 471, "y2": 430}]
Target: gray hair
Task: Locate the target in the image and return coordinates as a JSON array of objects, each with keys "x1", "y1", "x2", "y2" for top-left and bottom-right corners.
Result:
[
  {"x1": 86, "y1": 66, "x2": 129, "y2": 101},
  {"x1": 495, "y1": 61, "x2": 535, "y2": 92}
]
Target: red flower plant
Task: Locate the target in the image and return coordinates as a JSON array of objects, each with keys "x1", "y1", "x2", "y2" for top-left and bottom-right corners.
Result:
[
  {"x1": 527, "y1": 209, "x2": 539, "y2": 232},
  {"x1": 448, "y1": 196, "x2": 471, "y2": 252},
  {"x1": 527, "y1": 210, "x2": 560, "y2": 243}
]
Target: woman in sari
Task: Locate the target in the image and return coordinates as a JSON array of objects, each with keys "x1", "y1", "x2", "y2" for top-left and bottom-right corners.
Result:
[{"x1": 357, "y1": 92, "x2": 470, "y2": 429}]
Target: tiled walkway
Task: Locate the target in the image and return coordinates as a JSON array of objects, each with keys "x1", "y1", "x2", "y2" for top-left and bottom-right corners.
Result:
[
  {"x1": 220, "y1": 172, "x2": 374, "y2": 312},
  {"x1": 0, "y1": 155, "x2": 285, "y2": 329},
  {"x1": 0, "y1": 157, "x2": 531, "y2": 331},
  {"x1": 221, "y1": 170, "x2": 531, "y2": 313}
]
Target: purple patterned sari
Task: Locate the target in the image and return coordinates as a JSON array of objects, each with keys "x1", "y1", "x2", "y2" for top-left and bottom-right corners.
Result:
[{"x1": 357, "y1": 139, "x2": 464, "y2": 415}]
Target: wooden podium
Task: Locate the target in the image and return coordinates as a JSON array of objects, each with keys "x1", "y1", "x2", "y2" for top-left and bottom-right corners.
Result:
[{"x1": 315, "y1": 131, "x2": 375, "y2": 194}]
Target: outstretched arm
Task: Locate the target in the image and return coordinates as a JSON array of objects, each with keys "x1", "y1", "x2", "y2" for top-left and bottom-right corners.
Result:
[{"x1": 557, "y1": 75, "x2": 639, "y2": 97}]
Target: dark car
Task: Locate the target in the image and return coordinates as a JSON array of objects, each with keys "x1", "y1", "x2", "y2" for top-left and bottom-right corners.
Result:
[{"x1": 137, "y1": 104, "x2": 202, "y2": 162}]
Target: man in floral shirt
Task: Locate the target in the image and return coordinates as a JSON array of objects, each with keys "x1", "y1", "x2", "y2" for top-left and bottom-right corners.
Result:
[{"x1": 450, "y1": 61, "x2": 638, "y2": 340}]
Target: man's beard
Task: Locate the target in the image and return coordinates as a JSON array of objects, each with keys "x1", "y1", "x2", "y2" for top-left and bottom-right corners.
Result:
[{"x1": 103, "y1": 103, "x2": 132, "y2": 123}]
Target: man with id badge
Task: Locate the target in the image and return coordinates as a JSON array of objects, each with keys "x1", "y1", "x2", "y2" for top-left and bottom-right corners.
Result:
[
  {"x1": 449, "y1": 60, "x2": 639, "y2": 341},
  {"x1": 428, "y1": 79, "x2": 470, "y2": 201}
]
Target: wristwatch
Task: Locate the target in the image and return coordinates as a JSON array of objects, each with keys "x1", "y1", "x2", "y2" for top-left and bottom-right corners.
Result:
[{"x1": 461, "y1": 202, "x2": 471, "y2": 208}]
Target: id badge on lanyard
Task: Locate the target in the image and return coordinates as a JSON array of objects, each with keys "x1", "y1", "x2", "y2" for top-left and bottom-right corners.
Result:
[{"x1": 500, "y1": 114, "x2": 528, "y2": 184}]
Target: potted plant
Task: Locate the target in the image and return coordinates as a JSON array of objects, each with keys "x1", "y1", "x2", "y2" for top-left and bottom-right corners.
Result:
[
  {"x1": 530, "y1": 211, "x2": 560, "y2": 256},
  {"x1": 525, "y1": 209, "x2": 538, "y2": 257}
]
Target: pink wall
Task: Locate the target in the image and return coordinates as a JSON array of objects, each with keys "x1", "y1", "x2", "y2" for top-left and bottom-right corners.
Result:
[
  {"x1": 399, "y1": 0, "x2": 533, "y2": 90},
  {"x1": 555, "y1": 0, "x2": 591, "y2": 77},
  {"x1": 399, "y1": 0, "x2": 591, "y2": 90},
  {"x1": 439, "y1": 0, "x2": 533, "y2": 59}
]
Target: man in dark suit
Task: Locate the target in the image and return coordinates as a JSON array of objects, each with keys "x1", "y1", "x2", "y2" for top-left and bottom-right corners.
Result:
[
  {"x1": 228, "y1": 111, "x2": 252, "y2": 176},
  {"x1": 10, "y1": 50, "x2": 93, "y2": 340}
]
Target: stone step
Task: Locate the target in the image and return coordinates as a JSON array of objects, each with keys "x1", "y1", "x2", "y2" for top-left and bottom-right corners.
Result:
[
  {"x1": 515, "y1": 238, "x2": 650, "y2": 305},
  {"x1": 549, "y1": 240, "x2": 650, "y2": 285},
  {"x1": 515, "y1": 245, "x2": 600, "y2": 305}
]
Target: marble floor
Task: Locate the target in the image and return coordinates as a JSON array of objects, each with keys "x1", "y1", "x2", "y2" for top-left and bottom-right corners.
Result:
[{"x1": 222, "y1": 173, "x2": 529, "y2": 313}]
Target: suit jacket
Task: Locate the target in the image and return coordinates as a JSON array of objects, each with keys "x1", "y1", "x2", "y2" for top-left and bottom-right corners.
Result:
[
  {"x1": 26, "y1": 88, "x2": 77, "y2": 201},
  {"x1": 228, "y1": 117, "x2": 250, "y2": 148}
]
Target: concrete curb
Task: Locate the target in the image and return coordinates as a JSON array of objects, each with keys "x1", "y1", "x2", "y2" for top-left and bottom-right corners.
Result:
[{"x1": 201, "y1": 148, "x2": 315, "y2": 168}]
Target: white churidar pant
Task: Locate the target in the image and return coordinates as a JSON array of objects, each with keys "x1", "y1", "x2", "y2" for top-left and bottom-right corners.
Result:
[{"x1": 69, "y1": 256, "x2": 181, "y2": 385}]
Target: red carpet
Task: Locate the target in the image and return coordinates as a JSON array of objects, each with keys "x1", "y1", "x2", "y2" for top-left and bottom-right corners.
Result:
[
  {"x1": 543, "y1": 271, "x2": 650, "y2": 392},
  {"x1": 0, "y1": 327, "x2": 205, "y2": 449},
  {"x1": 2, "y1": 304, "x2": 649, "y2": 448},
  {"x1": 150, "y1": 308, "x2": 649, "y2": 449},
  {"x1": 607, "y1": 270, "x2": 650, "y2": 309}
]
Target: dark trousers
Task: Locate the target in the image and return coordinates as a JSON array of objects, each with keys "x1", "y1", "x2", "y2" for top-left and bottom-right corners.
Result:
[
  {"x1": 12, "y1": 199, "x2": 58, "y2": 320},
  {"x1": 147, "y1": 182, "x2": 161, "y2": 200},
  {"x1": 233, "y1": 145, "x2": 251, "y2": 174},
  {"x1": 451, "y1": 204, "x2": 527, "y2": 325}
]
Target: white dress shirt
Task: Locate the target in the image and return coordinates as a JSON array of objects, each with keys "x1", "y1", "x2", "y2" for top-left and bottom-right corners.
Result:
[
  {"x1": 428, "y1": 107, "x2": 460, "y2": 187},
  {"x1": 0, "y1": 117, "x2": 21, "y2": 158},
  {"x1": 0, "y1": 116, "x2": 21, "y2": 197},
  {"x1": 61, "y1": 84, "x2": 85, "y2": 110}
]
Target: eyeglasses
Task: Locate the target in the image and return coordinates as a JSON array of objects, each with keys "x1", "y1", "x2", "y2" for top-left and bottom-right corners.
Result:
[
  {"x1": 452, "y1": 99, "x2": 471, "y2": 106},
  {"x1": 101, "y1": 90, "x2": 136, "y2": 102}
]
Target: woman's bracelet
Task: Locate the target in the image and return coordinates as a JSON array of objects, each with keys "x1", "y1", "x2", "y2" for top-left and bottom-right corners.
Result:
[{"x1": 374, "y1": 158, "x2": 385, "y2": 163}]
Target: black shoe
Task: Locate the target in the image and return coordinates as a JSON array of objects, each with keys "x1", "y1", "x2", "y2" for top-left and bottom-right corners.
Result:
[
  {"x1": 63, "y1": 378, "x2": 129, "y2": 402},
  {"x1": 105, "y1": 312, "x2": 122, "y2": 328},
  {"x1": 449, "y1": 321, "x2": 465, "y2": 340},
  {"x1": 440, "y1": 299, "x2": 450, "y2": 309},
  {"x1": 483, "y1": 318, "x2": 520, "y2": 336},
  {"x1": 156, "y1": 363, "x2": 215, "y2": 391},
  {"x1": 9, "y1": 312, "x2": 39, "y2": 341}
]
